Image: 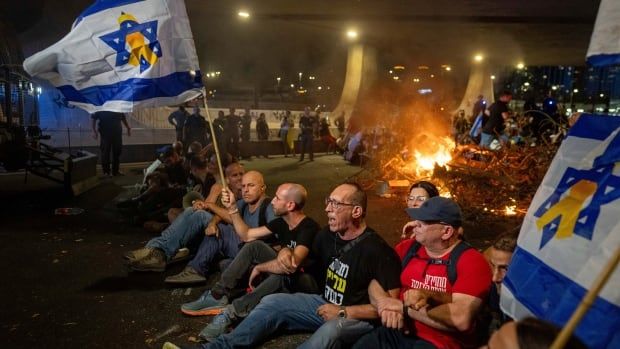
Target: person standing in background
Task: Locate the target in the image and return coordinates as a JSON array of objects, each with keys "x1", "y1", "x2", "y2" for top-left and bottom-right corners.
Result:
[
  {"x1": 91, "y1": 111, "x2": 131, "y2": 176},
  {"x1": 168, "y1": 106, "x2": 189, "y2": 142}
]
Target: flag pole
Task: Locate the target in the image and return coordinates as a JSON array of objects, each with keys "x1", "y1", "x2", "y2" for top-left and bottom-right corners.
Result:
[
  {"x1": 201, "y1": 89, "x2": 227, "y2": 189},
  {"x1": 550, "y1": 245, "x2": 620, "y2": 349}
]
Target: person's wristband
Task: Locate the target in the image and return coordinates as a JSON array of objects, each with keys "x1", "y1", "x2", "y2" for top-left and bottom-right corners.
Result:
[{"x1": 229, "y1": 208, "x2": 239, "y2": 215}]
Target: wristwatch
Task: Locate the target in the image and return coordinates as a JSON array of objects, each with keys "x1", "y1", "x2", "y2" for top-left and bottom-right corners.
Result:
[{"x1": 338, "y1": 305, "x2": 347, "y2": 319}]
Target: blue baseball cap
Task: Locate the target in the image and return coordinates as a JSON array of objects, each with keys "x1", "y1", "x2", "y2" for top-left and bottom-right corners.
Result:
[{"x1": 406, "y1": 196, "x2": 462, "y2": 227}]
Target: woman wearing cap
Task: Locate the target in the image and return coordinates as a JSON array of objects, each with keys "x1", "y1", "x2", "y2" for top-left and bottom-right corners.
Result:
[{"x1": 400, "y1": 181, "x2": 439, "y2": 240}]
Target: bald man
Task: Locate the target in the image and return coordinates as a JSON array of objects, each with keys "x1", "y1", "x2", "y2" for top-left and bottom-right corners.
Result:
[
  {"x1": 181, "y1": 182, "x2": 321, "y2": 341},
  {"x1": 165, "y1": 170, "x2": 276, "y2": 284}
]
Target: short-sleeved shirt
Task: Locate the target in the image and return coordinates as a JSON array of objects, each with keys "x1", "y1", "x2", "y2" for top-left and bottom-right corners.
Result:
[
  {"x1": 313, "y1": 226, "x2": 401, "y2": 306},
  {"x1": 238, "y1": 199, "x2": 277, "y2": 228},
  {"x1": 394, "y1": 239, "x2": 492, "y2": 349},
  {"x1": 91, "y1": 111, "x2": 126, "y2": 137},
  {"x1": 482, "y1": 101, "x2": 508, "y2": 135},
  {"x1": 265, "y1": 216, "x2": 319, "y2": 250}
]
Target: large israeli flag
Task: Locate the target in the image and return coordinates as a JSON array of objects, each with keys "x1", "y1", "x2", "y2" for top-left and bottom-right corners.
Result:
[
  {"x1": 586, "y1": 0, "x2": 620, "y2": 66},
  {"x1": 501, "y1": 114, "x2": 620, "y2": 349},
  {"x1": 23, "y1": 0, "x2": 202, "y2": 113}
]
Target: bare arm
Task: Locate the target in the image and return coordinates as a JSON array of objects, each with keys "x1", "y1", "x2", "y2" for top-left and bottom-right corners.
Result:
[
  {"x1": 405, "y1": 291, "x2": 483, "y2": 332},
  {"x1": 121, "y1": 116, "x2": 131, "y2": 136},
  {"x1": 91, "y1": 119, "x2": 98, "y2": 139}
]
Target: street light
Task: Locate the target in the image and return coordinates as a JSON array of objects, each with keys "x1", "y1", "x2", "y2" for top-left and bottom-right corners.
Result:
[
  {"x1": 238, "y1": 11, "x2": 250, "y2": 19},
  {"x1": 346, "y1": 29, "x2": 358, "y2": 40},
  {"x1": 474, "y1": 54, "x2": 484, "y2": 63},
  {"x1": 517, "y1": 62, "x2": 525, "y2": 70}
]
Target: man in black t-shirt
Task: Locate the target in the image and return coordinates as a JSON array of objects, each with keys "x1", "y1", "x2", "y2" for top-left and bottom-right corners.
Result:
[
  {"x1": 183, "y1": 182, "x2": 320, "y2": 341},
  {"x1": 163, "y1": 183, "x2": 402, "y2": 349},
  {"x1": 91, "y1": 111, "x2": 131, "y2": 176},
  {"x1": 480, "y1": 90, "x2": 512, "y2": 149}
]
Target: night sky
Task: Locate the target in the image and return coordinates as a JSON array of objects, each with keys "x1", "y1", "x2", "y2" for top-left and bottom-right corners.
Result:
[{"x1": 4, "y1": 0, "x2": 602, "y2": 88}]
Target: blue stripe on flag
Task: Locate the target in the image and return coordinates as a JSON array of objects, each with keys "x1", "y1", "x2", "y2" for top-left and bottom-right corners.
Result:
[
  {"x1": 74, "y1": 0, "x2": 145, "y2": 27},
  {"x1": 504, "y1": 247, "x2": 620, "y2": 349},
  {"x1": 587, "y1": 54, "x2": 620, "y2": 67},
  {"x1": 57, "y1": 71, "x2": 202, "y2": 106},
  {"x1": 567, "y1": 114, "x2": 620, "y2": 141}
]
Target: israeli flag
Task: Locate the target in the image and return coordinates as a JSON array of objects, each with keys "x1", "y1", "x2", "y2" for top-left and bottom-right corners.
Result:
[
  {"x1": 586, "y1": 0, "x2": 620, "y2": 66},
  {"x1": 23, "y1": 0, "x2": 203, "y2": 113},
  {"x1": 501, "y1": 114, "x2": 620, "y2": 349}
]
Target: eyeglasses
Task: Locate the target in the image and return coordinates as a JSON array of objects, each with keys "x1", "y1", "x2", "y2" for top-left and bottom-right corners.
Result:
[
  {"x1": 407, "y1": 195, "x2": 428, "y2": 203},
  {"x1": 325, "y1": 197, "x2": 356, "y2": 210}
]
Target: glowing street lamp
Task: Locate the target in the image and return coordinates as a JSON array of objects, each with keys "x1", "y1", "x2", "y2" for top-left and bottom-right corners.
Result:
[
  {"x1": 238, "y1": 11, "x2": 250, "y2": 19},
  {"x1": 490, "y1": 75, "x2": 496, "y2": 80},
  {"x1": 517, "y1": 62, "x2": 525, "y2": 70},
  {"x1": 346, "y1": 29, "x2": 358, "y2": 40},
  {"x1": 474, "y1": 54, "x2": 484, "y2": 63}
]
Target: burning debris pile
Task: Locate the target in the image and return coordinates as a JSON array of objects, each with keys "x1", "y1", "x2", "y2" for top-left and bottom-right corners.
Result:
[{"x1": 353, "y1": 121, "x2": 559, "y2": 224}]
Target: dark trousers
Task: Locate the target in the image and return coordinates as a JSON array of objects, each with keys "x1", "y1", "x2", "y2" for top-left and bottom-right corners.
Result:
[
  {"x1": 299, "y1": 134, "x2": 314, "y2": 160},
  {"x1": 352, "y1": 326, "x2": 437, "y2": 349},
  {"x1": 175, "y1": 128, "x2": 183, "y2": 142},
  {"x1": 100, "y1": 135, "x2": 122, "y2": 174}
]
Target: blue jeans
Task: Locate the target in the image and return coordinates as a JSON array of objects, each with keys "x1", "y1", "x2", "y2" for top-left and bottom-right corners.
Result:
[
  {"x1": 479, "y1": 132, "x2": 494, "y2": 148},
  {"x1": 203, "y1": 293, "x2": 375, "y2": 349},
  {"x1": 188, "y1": 223, "x2": 242, "y2": 276},
  {"x1": 145, "y1": 207, "x2": 213, "y2": 260}
]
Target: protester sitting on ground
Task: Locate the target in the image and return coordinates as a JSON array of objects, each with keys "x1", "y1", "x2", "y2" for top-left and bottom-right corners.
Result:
[
  {"x1": 400, "y1": 181, "x2": 440, "y2": 239},
  {"x1": 116, "y1": 146, "x2": 188, "y2": 225},
  {"x1": 355, "y1": 197, "x2": 492, "y2": 349},
  {"x1": 166, "y1": 150, "x2": 224, "y2": 225},
  {"x1": 183, "y1": 183, "x2": 320, "y2": 341},
  {"x1": 481, "y1": 317, "x2": 588, "y2": 349},
  {"x1": 480, "y1": 231, "x2": 518, "y2": 337},
  {"x1": 164, "y1": 182, "x2": 402, "y2": 349},
  {"x1": 164, "y1": 170, "x2": 276, "y2": 285},
  {"x1": 124, "y1": 160, "x2": 242, "y2": 272}
]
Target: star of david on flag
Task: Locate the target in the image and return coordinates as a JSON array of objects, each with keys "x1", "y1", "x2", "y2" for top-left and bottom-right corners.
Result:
[
  {"x1": 23, "y1": 0, "x2": 202, "y2": 113},
  {"x1": 501, "y1": 114, "x2": 620, "y2": 349}
]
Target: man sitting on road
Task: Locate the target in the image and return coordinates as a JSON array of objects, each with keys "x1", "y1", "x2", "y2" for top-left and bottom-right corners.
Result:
[
  {"x1": 354, "y1": 196, "x2": 492, "y2": 349},
  {"x1": 163, "y1": 182, "x2": 402, "y2": 349},
  {"x1": 123, "y1": 161, "x2": 244, "y2": 272},
  {"x1": 180, "y1": 183, "x2": 321, "y2": 342},
  {"x1": 164, "y1": 170, "x2": 277, "y2": 284}
]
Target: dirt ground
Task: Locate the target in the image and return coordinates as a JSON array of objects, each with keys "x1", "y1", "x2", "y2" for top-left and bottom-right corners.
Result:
[{"x1": 0, "y1": 154, "x2": 521, "y2": 348}]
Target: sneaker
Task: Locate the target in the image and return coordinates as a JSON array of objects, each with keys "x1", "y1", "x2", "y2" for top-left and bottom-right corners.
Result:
[
  {"x1": 130, "y1": 248, "x2": 166, "y2": 272},
  {"x1": 164, "y1": 266, "x2": 206, "y2": 285},
  {"x1": 123, "y1": 247, "x2": 153, "y2": 262},
  {"x1": 198, "y1": 309, "x2": 233, "y2": 341},
  {"x1": 170, "y1": 247, "x2": 190, "y2": 264},
  {"x1": 181, "y1": 290, "x2": 228, "y2": 316}
]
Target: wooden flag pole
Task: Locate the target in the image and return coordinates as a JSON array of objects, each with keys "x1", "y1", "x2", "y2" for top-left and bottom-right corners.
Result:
[
  {"x1": 201, "y1": 89, "x2": 227, "y2": 189},
  {"x1": 550, "y1": 244, "x2": 620, "y2": 349}
]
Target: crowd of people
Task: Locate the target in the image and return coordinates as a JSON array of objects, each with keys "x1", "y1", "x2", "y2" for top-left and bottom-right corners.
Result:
[
  {"x1": 114, "y1": 141, "x2": 586, "y2": 348},
  {"x1": 167, "y1": 106, "x2": 341, "y2": 162},
  {"x1": 457, "y1": 90, "x2": 572, "y2": 150}
]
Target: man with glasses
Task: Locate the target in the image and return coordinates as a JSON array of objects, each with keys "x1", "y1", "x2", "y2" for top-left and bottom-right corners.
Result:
[
  {"x1": 354, "y1": 196, "x2": 492, "y2": 349},
  {"x1": 164, "y1": 182, "x2": 401, "y2": 349},
  {"x1": 180, "y1": 182, "x2": 320, "y2": 341}
]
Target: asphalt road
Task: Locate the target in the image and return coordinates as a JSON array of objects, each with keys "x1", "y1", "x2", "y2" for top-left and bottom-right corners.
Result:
[{"x1": 0, "y1": 153, "x2": 520, "y2": 348}]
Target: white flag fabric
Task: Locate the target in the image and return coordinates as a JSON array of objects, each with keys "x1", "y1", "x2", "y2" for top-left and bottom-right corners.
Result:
[
  {"x1": 586, "y1": 0, "x2": 620, "y2": 66},
  {"x1": 500, "y1": 114, "x2": 620, "y2": 349},
  {"x1": 23, "y1": 0, "x2": 202, "y2": 113}
]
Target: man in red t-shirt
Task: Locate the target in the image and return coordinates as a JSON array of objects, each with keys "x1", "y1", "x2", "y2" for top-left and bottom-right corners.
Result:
[{"x1": 354, "y1": 197, "x2": 492, "y2": 349}]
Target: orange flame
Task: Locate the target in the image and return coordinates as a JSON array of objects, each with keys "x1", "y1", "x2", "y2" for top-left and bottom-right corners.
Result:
[{"x1": 402, "y1": 136, "x2": 455, "y2": 177}]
